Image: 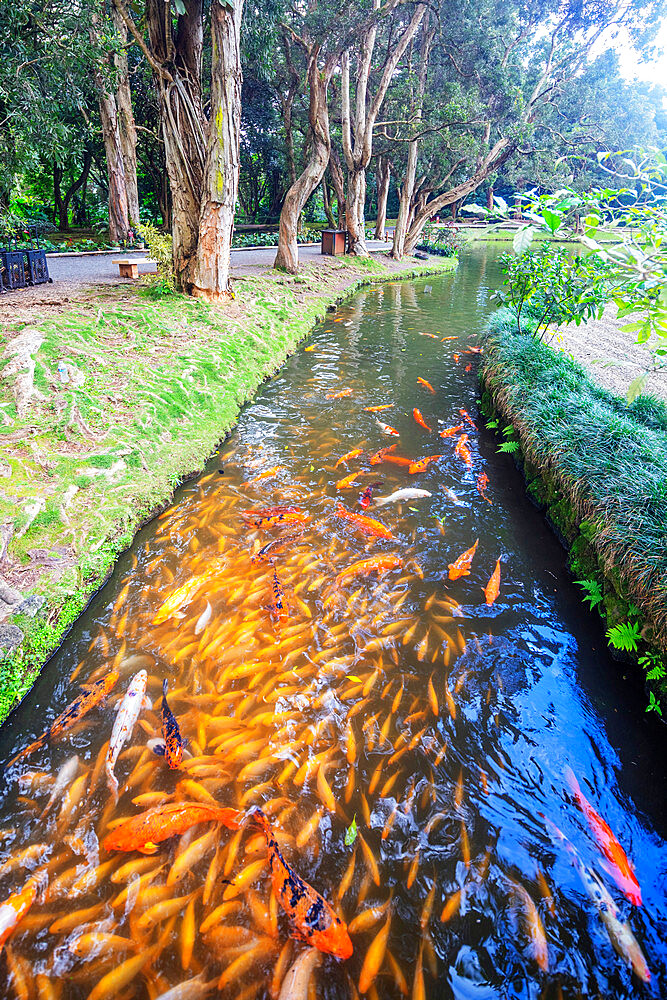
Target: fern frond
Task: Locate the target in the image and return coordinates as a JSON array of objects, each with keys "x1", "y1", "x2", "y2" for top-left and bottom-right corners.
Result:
[
  {"x1": 498, "y1": 440, "x2": 521, "y2": 454},
  {"x1": 606, "y1": 621, "x2": 641, "y2": 652}
]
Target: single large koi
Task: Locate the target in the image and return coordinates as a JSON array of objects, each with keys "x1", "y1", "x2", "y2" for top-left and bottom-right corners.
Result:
[
  {"x1": 326, "y1": 388, "x2": 353, "y2": 400},
  {"x1": 334, "y1": 504, "x2": 395, "y2": 540},
  {"x1": 161, "y1": 679, "x2": 183, "y2": 769},
  {"x1": 103, "y1": 802, "x2": 240, "y2": 854},
  {"x1": 335, "y1": 448, "x2": 364, "y2": 468},
  {"x1": 251, "y1": 809, "x2": 353, "y2": 959},
  {"x1": 375, "y1": 419, "x2": 400, "y2": 437},
  {"x1": 335, "y1": 555, "x2": 402, "y2": 587},
  {"x1": 455, "y1": 434, "x2": 472, "y2": 468},
  {"x1": 413, "y1": 409, "x2": 432, "y2": 433},
  {"x1": 251, "y1": 529, "x2": 304, "y2": 564},
  {"x1": 363, "y1": 405, "x2": 393, "y2": 413},
  {"x1": 336, "y1": 471, "x2": 361, "y2": 490},
  {"x1": 269, "y1": 567, "x2": 288, "y2": 618},
  {"x1": 154, "y1": 575, "x2": 205, "y2": 624},
  {"x1": 483, "y1": 559, "x2": 501, "y2": 606},
  {"x1": 564, "y1": 767, "x2": 641, "y2": 906},
  {"x1": 0, "y1": 877, "x2": 38, "y2": 952},
  {"x1": 369, "y1": 444, "x2": 397, "y2": 465},
  {"x1": 417, "y1": 378, "x2": 436, "y2": 394},
  {"x1": 240, "y1": 506, "x2": 310, "y2": 530},
  {"x1": 106, "y1": 670, "x2": 149, "y2": 799},
  {"x1": 7, "y1": 670, "x2": 120, "y2": 767},
  {"x1": 459, "y1": 408, "x2": 477, "y2": 430},
  {"x1": 408, "y1": 455, "x2": 446, "y2": 475},
  {"x1": 448, "y1": 540, "x2": 479, "y2": 580},
  {"x1": 438, "y1": 423, "x2": 463, "y2": 439},
  {"x1": 358, "y1": 482, "x2": 384, "y2": 509},
  {"x1": 477, "y1": 472, "x2": 492, "y2": 504}
]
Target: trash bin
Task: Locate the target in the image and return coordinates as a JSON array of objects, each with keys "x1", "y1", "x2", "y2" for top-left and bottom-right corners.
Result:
[{"x1": 321, "y1": 229, "x2": 347, "y2": 256}]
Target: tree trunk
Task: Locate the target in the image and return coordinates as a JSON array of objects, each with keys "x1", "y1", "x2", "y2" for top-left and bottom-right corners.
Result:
[
  {"x1": 374, "y1": 156, "x2": 390, "y2": 239},
  {"x1": 329, "y1": 147, "x2": 346, "y2": 228},
  {"x1": 450, "y1": 201, "x2": 459, "y2": 221},
  {"x1": 145, "y1": 0, "x2": 205, "y2": 290},
  {"x1": 191, "y1": 0, "x2": 244, "y2": 300},
  {"x1": 111, "y1": 1, "x2": 140, "y2": 228},
  {"x1": 345, "y1": 167, "x2": 367, "y2": 254},
  {"x1": 53, "y1": 164, "x2": 70, "y2": 231},
  {"x1": 486, "y1": 184, "x2": 494, "y2": 211},
  {"x1": 392, "y1": 142, "x2": 418, "y2": 258},
  {"x1": 322, "y1": 178, "x2": 336, "y2": 229},
  {"x1": 274, "y1": 54, "x2": 331, "y2": 274},
  {"x1": 97, "y1": 89, "x2": 130, "y2": 244}
]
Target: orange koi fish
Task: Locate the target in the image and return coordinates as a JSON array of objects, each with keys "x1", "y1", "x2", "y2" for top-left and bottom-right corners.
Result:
[
  {"x1": 441, "y1": 336, "x2": 457, "y2": 342},
  {"x1": 413, "y1": 409, "x2": 432, "y2": 433},
  {"x1": 453, "y1": 354, "x2": 460, "y2": 363},
  {"x1": 103, "y1": 802, "x2": 240, "y2": 854},
  {"x1": 464, "y1": 346, "x2": 483, "y2": 354},
  {"x1": 417, "y1": 378, "x2": 436, "y2": 394},
  {"x1": 335, "y1": 448, "x2": 364, "y2": 468},
  {"x1": 383, "y1": 455, "x2": 414, "y2": 468},
  {"x1": 363, "y1": 405, "x2": 393, "y2": 413},
  {"x1": 0, "y1": 877, "x2": 38, "y2": 951},
  {"x1": 161, "y1": 680, "x2": 183, "y2": 769},
  {"x1": 375, "y1": 419, "x2": 400, "y2": 437},
  {"x1": 564, "y1": 767, "x2": 641, "y2": 906},
  {"x1": 465, "y1": 364, "x2": 472, "y2": 372},
  {"x1": 408, "y1": 455, "x2": 446, "y2": 475},
  {"x1": 7, "y1": 670, "x2": 119, "y2": 767},
  {"x1": 251, "y1": 809, "x2": 353, "y2": 958},
  {"x1": 249, "y1": 465, "x2": 282, "y2": 483},
  {"x1": 419, "y1": 332, "x2": 439, "y2": 340},
  {"x1": 326, "y1": 388, "x2": 353, "y2": 400},
  {"x1": 459, "y1": 408, "x2": 477, "y2": 430},
  {"x1": 335, "y1": 504, "x2": 395, "y2": 540},
  {"x1": 455, "y1": 434, "x2": 472, "y2": 468},
  {"x1": 448, "y1": 540, "x2": 479, "y2": 580},
  {"x1": 336, "y1": 555, "x2": 402, "y2": 587},
  {"x1": 336, "y1": 471, "x2": 361, "y2": 490},
  {"x1": 240, "y1": 506, "x2": 309, "y2": 529},
  {"x1": 304, "y1": 346, "x2": 315, "y2": 352},
  {"x1": 369, "y1": 444, "x2": 397, "y2": 465},
  {"x1": 439, "y1": 423, "x2": 463, "y2": 439},
  {"x1": 476, "y1": 473, "x2": 492, "y2": 504},
  {"x1": 483, "y1": 559, "x2": 501, "y2": 606}
]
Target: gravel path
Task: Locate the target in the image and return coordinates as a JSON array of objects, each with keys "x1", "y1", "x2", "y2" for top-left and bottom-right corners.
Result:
[
  {"x1": 555, "y1": 305, "x2": 667, "y2": 403},
  {"x1": 44, "y1": 241, "x2": 391, "y2": 284}
]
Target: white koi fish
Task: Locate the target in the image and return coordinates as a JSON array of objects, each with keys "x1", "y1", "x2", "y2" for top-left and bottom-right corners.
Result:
[
  {"x1": 373, "y1": 489, "x2": 432, "y2": 507},
  {"x1": 105, "y1": 670, "x2": 149, "y2": 800}
]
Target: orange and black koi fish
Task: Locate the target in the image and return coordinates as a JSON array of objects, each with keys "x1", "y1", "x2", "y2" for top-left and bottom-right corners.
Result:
[
  {"x1": 408, "y1": 455, "x2": 445, "y2": 475},
  {"x1": 7, "y1": 670, "x2": 120, "y2": 767},
  {"x1": 0, "y1": 877, "x2": 38, "y2": 951},
  {"x1": 359, "y1": 482, "x2": 384, "y2": 508},
  {"x1": 363, "y1": 405, "x2": 393, "y2": 413},
  {"x1": 476, "y1": 473, "x2": 492, "y2": 504},
  {"x1": 240, "y1": 506, "x2": 309, "y2": 530},
  {"x1": 269, "y1": 568, "x2": 288, "y2": 618},
  {"x1": 417, "y1": 378, "x2": 435, "y2": 394},
  {"x1": 464, "y1": 346, "x2": 483, "y2": 354},
  {"x1": 455, "y1": 434, "x2": 472, "y2": 468},
  {"x1": 103, "y1": 802, "x2": 240, "y2": 854},
  {"x1": 326, "y1": 388, "x2": 353, "y2": 400},
  {"x1": 251, "y1": 809, "x2": 353, "y2": 958},
  {"x1": 413, "y1": 409, "x2": 432, "y2": 433},
  {"x1": 336, "y1": 555, "x2": 402, "y2": 587},
  {"x1": 369, "y1": 444, "x2": 397, "y2": 465},
  {"x1": 161, "y1": 680, "x2": 183, "y2": 769},
  {"x1": 334, "y1": 504, "x2": 395, "y2": 540},
  {"x1": 459, "y1": 408, "x2": 477, "y2": 430},
  {"x1": 448, "y1": 539, "x2": 479, "y2": 580},
  {"x1": 335, "y1": 448, "x2": 364, "y2": 468},
  {"x1": 439, "y1": 423, "x2": 463, "y2": 439},
  {"x1": 251, "y1": 529, "x2": 304, "y2": 564}
]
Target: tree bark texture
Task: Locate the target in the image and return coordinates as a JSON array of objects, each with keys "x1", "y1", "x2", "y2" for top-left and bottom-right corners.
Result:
[
  {"x1": 111, "y1": 1, "x2": 140, "y2": 227},
  {"x1": 274, "y1": 52, "x2": 331, "y2": 274},
  {"x1": 97, "y1": 89, "x2": 130, "y2": 243},
  {"x1": 374, "y1": 156, "x2": 390, "y2": 239},
  {"x1": 329, "y1": 148, "x2": 346, "y2": 228},
  {"x1": 192, "y1": 0, "x2": 244, "y2": 300}
]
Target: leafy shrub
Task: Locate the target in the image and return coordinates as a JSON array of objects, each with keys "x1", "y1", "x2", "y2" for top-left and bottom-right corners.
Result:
[
  {"x1": 139, "y1": 222, "x2": 175, "y2": 295},
  {"x1": 416, "y1": 223, "x2": 467, "y2": 257}
]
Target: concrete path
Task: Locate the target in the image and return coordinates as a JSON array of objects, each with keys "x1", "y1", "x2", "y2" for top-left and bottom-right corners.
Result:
[{"x1": 45, "y1": 240, "x2": 392, "y2": 284}]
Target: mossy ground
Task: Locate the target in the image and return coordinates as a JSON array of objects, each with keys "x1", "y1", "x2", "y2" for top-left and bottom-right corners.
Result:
[{"x1": 0, "y1": 253, "x2": 457, "y2": 723}]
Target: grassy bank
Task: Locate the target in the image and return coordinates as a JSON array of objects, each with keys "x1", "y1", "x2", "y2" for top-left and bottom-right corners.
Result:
[
  {"x1": 480, "y1": 307, "x2": 667, "y2": 715},
  {"x1": 0, "y1": 253, "x2": 457, "y2": 723}
]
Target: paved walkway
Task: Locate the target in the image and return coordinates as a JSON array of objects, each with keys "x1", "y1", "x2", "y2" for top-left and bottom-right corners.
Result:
[{"x1": 46, "y1": 241, "x2": 392, "y2": 284}]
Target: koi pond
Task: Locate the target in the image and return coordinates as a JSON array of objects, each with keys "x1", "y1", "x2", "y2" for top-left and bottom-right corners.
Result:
[{"x1": 0, "y1": 245, "x2": 665, "y2": 999}]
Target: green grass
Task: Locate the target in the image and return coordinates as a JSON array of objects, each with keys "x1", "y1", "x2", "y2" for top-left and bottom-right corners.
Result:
[
  {"x1": 480, "y1": 307, "x2": 667, "y2": 705},
  {"x1": 0, "y1": 253, "x2": 457, "y2": 724}
]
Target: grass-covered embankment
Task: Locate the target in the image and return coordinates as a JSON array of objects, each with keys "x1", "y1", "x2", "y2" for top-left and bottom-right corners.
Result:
[
  {"x1": 480, "y1": 306, "x2": 667, "y2": 714},
  {"x1": 0, "y1": 253, "x2": 457, "y2": 723}
]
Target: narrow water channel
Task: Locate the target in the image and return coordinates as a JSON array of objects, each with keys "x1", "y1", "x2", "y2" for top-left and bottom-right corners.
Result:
[{"x1": 0, "y1": 246, "x2": 664, "y2": 999}]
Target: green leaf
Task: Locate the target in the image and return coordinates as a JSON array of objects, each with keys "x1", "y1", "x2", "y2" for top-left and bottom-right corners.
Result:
[
  {"x1": 513, "y1": 227, "x2": 536, "y2": 257},
  {"x1": 497, "y1": 440, "x2": 521, "y2": 454},
  {"x1": 485, "y1": 419, "x2": 499, "y2": 429},
  {"x1": 173, "y1": 0, "x2": 186, "y2": 13},
  {"x1": 646, "y1": 691, "x2": 663, "y2": 716},
  {"x1": 344, "y1": 815, "x2": 358, "y2": 846},
  {"x1": 626, "y1": 374, "x2": 647, "y2": 404},
  {"x1": 541, "y1": 208, "x2": 562, "y2": 234},
  {"x1": 606, "y1": 621, "x2": 641, "y2": 652},
  {"x1": 501, "y1": 424, "x2": 515, "y2": 438},
  {"x1": 575, "y1": 579, "x2": 604, "y2": 611}
]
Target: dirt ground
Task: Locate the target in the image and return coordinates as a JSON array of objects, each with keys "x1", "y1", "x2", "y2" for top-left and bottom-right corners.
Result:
[{"x1": 554, "y1": 304, "x2": 666, "y2": 403}]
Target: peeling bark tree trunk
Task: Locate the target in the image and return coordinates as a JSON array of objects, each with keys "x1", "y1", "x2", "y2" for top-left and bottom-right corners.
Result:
[
  {"x1": 322, "y1": 178, "x2": 336, "y2": 229},
  {"x1": 145, "y1": 0, "x2": 205, "y2": 291},
  {"x1": 97, "y1": 90, "x2": 130, "y2": 244},
  {"x1": 341, "y1": 3, "x2": 426, "y2": 256},
  {"x1": 329, "y1": 147, "x2": 346, "y2": 228},
  {"x1": 192, "y1": 0, "x2": 244, "y2": 301},
  {"x1": 111, "y1": 1, "x2": 140, "y2": 228},
  {"x1": 374, "y1": 156, "x2": 390, "y2": 239},
  {"x1": 274, "y1": 52, "x2": 331, "y2": 274}
]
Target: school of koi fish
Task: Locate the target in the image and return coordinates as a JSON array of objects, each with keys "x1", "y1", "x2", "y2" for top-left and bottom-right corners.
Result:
[{"x1": 0, "y1": 267, "x2": 663, "y2": 1000}]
